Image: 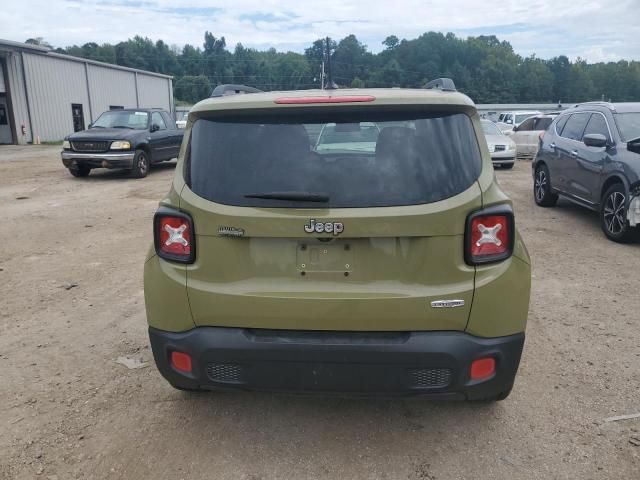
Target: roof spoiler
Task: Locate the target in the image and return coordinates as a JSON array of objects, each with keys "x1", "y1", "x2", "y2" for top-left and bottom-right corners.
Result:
[
  {"x1": 210, "y1": 84, "x2": 263, "y2": 98},
  {"x1": 425, "y1": 78, "x2": 457, "y2": 92}
]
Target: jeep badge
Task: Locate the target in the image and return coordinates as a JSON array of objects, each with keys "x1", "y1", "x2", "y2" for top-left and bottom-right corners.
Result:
[{"x1": 304, "y1": 219, "x2": 344, "y2": 236}]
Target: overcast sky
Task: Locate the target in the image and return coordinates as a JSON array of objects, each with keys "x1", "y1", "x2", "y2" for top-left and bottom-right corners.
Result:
[{"x1": 2, "y1": 0, "x2": 639, "y2": 62}]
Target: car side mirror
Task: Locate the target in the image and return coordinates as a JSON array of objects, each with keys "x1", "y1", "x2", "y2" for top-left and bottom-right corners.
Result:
[
  {"x1": 88, "y1": 122, "x2": 94, "y2": 128},
  {"x1": 583, "y1": 133, "x2": 607, "y2": 148},
  {"x1": 150, "y1": 123, "x2": 160, "y2": 133}
]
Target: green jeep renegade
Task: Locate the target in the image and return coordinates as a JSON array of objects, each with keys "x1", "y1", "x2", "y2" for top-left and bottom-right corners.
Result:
[{"x1": 144, "y1": 79, "x2": 531, "y2": 401}]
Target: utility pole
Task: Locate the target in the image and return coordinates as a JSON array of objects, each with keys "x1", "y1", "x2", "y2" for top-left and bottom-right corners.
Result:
[
  {"x1": 320, "y1": 60, "x2": 325, "y2": 90},
  {"x1": 324, "y1": 37, "x2": 337, "y2": 90}
]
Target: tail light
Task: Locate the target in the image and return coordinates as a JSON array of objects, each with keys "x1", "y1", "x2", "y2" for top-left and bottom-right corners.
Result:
[
  {"x1": 153, "y1": 207, "x2": 195, "y2": 263},
  {"x1": 171, "y1": 351, "x2": 192, "y2": 373},
  {"x1": 465, "y1": 205, "x2": 514, "y2": 265},
  {"x1": 470, "y1": 357, "x2": 496, "y2": 381}
]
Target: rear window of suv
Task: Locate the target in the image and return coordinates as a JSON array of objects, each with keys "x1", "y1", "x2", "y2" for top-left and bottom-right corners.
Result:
[{"x1": 187, "y1": 111, "x2": 482, "y2": 208}]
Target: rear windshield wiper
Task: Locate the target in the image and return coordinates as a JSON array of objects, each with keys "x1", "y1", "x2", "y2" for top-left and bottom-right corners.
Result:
[
  {"x1": 113, "y1": 126, "x2": 134, "y2": 129},
  {"x1": 244, "y1": 191, "x2": 330, "y2": 202}
]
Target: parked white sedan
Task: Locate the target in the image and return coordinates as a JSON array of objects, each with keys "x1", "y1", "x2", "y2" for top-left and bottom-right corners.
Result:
[
  {"x1": 509, "y1": 114, "x2": 556, "y2": 158},
  {"x1": 481, "y1": 120, "x2": 517, "y2": 169}
]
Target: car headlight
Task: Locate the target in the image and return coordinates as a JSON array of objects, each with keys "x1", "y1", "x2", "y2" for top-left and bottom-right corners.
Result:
[
  {"x1": 62, "y1": 140, "x2": 70, "y2": 149},
  {"x1": 508, "y1": 142, "x2": 516, "y2": 150},
  {"x1": 488, "y1": 144, "x2": 496, "y2": 153},
  {"x1": 110, "y1": 141, "x2": 131, "y2": 150}
]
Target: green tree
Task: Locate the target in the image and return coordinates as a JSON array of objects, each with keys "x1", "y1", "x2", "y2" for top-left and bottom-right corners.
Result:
[
  {"x1": 25, "y1": 37, "x2": 52, "y2": 48},
  {"x1": 54, "y1": 30, "x2": 640, "y2": 103},
  {"x1": 548, "y1": 55, "x2": 572, "y2": 103},
  {"x1": 174, "y1": 75, "x2": 211, "y2": 103},
  {"x1": 382, "y1": 35, "x2": 399, "y2": 50},
  {"x1": 332, "y1": 35, "x2": 373, "y2": 86},
  {"x1": 517, "y1": 56, "x2": 554, "y2": 102}
]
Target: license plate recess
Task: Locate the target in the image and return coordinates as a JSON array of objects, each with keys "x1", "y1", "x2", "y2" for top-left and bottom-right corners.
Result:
[{"x1": 296, "y1": 243, "x2": 353, "y2": 273}]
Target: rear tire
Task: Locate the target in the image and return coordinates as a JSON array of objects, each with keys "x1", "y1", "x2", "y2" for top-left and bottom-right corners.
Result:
[
  {"x1": 600, "y1": 184, "x2": 638, "y2": 243},
  {"x1": 69, "y1": 165, "x2": 90, "y2": 177},
  {"x1": 533, "y1": 164, "x2": 558, "y2": 207},
  {"x1": 130, "y1": 149, "x2": 150, "y2": 178}
]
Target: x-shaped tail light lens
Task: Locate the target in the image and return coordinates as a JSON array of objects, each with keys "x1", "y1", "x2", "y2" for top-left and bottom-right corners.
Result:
[
  {"x1": 154, "y1": 210, "x2": 195, "y2": 263},
  {"x1": 466, "y1": 210, "x2": 514, "y2": 265}
]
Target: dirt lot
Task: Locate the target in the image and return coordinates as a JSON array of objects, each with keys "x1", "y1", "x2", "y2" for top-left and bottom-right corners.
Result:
[{"x1": 1, "y1": 145, "x2": 639, "y2": 480}]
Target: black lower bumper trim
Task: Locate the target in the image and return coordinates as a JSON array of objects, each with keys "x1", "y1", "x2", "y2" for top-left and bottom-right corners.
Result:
[
  {"x1": 61, "y1": 154, "x2": 134, "y2": 169},
  {"x1": 148, "y1": 327, "x2": 524, "y2": 399}
]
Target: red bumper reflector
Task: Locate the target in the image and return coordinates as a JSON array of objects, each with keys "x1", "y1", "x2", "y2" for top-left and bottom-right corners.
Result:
[
  {"x1": 274, "y1": 95, "x2": 376, "y2": 104},
  {"x1": 171, "y1": 351, "x2": 192, "y2": 373},
  {"x1": 470, "y1": 357, "x2": 496, "y2": 380}
]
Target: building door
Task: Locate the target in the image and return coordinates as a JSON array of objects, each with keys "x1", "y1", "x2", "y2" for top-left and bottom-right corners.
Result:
[
  {"x1": 72, "y1": 104, "x2": 85, "y2": 132},
  {"x1": 0, "y1": 95, "x2": 12, "y2": 144}
]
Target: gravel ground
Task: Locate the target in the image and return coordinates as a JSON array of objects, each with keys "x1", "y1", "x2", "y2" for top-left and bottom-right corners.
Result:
[{"x1": 1, "y1": 145, "x2": 639, "y2": 480}]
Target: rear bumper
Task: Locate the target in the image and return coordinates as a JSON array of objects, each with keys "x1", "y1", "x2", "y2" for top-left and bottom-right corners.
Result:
[
  {"x1": 61, "y1": 151, "x2": 135, "y2": 169},
  {"x1": 491, "y1": 155, "x2": 515, "y2": 164},
  {"x1": 149, "y1": 327, "x2": 524, "y2": 399}
]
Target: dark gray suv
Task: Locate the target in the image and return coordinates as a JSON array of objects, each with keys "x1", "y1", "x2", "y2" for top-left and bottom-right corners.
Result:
[{"x1": 533, "y1": 102, "x2": 640, "y2": 242}]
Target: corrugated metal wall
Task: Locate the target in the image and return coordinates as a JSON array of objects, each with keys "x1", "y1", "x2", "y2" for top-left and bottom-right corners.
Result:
[
  {"x1": 22, "y1": 53, "x2": 90, "y2": 142},
  {"x1": 87, "y1": 64, "x2": 138, "y2": 118},
  {"x1": 137, "y1": 74, "x2": 172, "y2": 111},
  {"x1": 1, "y1": 49, "x2": 172, "y2": 143},
  {"x1": 4, "y1": 53, "x2": 32, "y2": 144},
  {"x1": 0, "y1": 62, "x2": 5, "y2": 93}
]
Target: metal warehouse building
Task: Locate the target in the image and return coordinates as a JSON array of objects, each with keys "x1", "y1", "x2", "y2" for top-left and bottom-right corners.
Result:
[{"x1": 0, "y1": 39, "x2": 173, "y2": 145}]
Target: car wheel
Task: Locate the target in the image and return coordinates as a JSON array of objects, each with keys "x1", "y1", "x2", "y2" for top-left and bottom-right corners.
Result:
[
  {"x1": 130, "y1": 149, "x2": 150, "y2": 178},
  {"x1": 68, "y1": 165, "x2": 90, "y2": 178},
  {"x1": 533, "y1": 164, "x2": 558, "y2": 207},
  {"x1": 600, "y1": 184, "x2": 638, "y2": 243}
]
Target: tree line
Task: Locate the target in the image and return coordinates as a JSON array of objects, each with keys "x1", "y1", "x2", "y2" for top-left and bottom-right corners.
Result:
[{"x1": 41, "y1": 32, "x2": 640, "y2": 105}]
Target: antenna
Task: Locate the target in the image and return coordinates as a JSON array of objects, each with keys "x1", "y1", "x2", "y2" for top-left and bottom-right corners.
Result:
[{"x1": 324, "y1": 37, "x2": 338, "y2": 90}]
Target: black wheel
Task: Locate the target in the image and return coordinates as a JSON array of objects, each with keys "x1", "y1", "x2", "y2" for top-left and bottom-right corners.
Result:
[
  {"x1": 503, "y1": 163, "x2": 514, "y2": 170},
  {"x1": 69, "y1": 165, "x2": 90, "y2": 177},
  {"x1": 600, "y1": 184, "x2": 638, "y2": 243},
  {"x1": 130, "y1": 149, "x2": 150, "y2": 178},
  {"x1": 533, "y1": 164, "x2": 558, "y2": 207}
]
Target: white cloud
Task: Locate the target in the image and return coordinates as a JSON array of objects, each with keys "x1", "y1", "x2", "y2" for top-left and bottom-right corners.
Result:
[{"x1": 2, "y1": 0, "x2": 639, "y2": 61}]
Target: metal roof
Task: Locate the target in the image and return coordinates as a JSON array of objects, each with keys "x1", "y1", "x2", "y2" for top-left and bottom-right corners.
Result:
[{"x1": 0, "y1": 38, "x2": 172, "y2": 79}]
